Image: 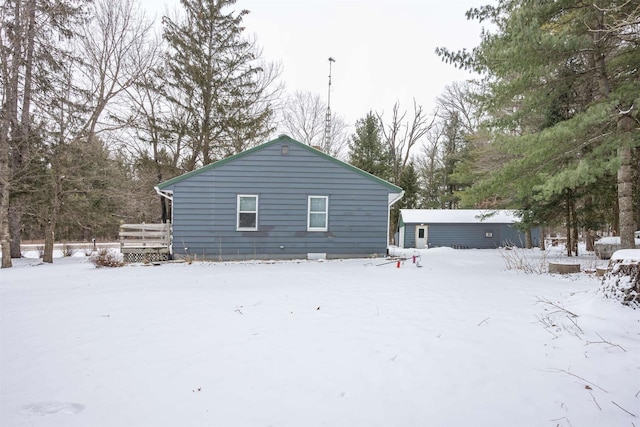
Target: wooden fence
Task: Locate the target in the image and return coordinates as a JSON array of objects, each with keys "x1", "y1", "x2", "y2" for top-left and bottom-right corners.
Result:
[{"x1": 119, "y1": 223, "x2": 171, "y2": 263}]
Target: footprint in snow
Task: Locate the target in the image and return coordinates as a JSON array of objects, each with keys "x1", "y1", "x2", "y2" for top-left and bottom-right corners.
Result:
[{"x1": 18, "y1": 402, "x2": 84, "y2": 416}]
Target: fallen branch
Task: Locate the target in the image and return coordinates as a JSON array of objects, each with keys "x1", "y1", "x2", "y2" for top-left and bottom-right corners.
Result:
[
  {"x1": 477, "y1": 317, "x2": 490, "y2": 326},
  {"x1": 611, "y1": 400, "x2": 637, "y2": 417},
  {"x1": 562, "y1": 324, "x2": 582, "y2": 339},
  {"x1": 586, "y1": 333, "x2": 627, "y2": 352},
  {"x1": 589, "y1": 391, "x2": 601, "y2": 411},
  {"x1": 536, "y1": 296, "x2": 579, "y2": 318},
  {"x1": 566, "y1": 316, "x2": 583, "y2": 334},
  {"x1": 550, "y1": 368, "x2": 608, "y2": 393},
  {"x1": 535, "y1": 314, "x2": 559, "y2": 338}
]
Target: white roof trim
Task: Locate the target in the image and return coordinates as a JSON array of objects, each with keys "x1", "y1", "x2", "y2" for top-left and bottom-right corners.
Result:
[
  {"x1": 388, "y1": 191, "x2": 404, "y2": 206},
  {"x1": 400, "y1": 209, "x2": 522, "y2": 224}
]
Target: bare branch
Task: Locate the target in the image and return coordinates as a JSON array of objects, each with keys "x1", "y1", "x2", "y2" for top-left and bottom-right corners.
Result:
[
  {"x1": 536, "y1": 296, "x2": 579, "y2": 317},
  {"x1": 78, "y1": 0, "x2": 158, "y2": 137},
  {"x1": 378, "y1": 100, "x2": 436, "y2": 183},
  {"x1": 550, "y1": 368, "x2": 608, "y2": 393},
  {"x1": 611, "y1": 401, "x2": 637, "y2": 417},
  {"x1": 585, "y1": 333, "x2": 627, "y2": 352},
  {"x1": 589, "y1": 391, "x2": 601, "y2": 411}
]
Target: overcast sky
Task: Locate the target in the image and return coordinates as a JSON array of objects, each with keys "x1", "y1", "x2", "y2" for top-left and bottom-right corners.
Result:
[{"x1": 141, "y1": 0, "x2": 488, "y2": 127}]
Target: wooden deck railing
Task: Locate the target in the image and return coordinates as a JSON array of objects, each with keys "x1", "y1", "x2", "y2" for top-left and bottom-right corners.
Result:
[{"x1": 119, "y1": 223, "x2": 171, "y2": 262}]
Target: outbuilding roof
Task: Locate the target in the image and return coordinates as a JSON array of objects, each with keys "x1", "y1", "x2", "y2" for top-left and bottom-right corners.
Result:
[{"x1": 400, "y1": 209, "x2": 522, "y2": 224}]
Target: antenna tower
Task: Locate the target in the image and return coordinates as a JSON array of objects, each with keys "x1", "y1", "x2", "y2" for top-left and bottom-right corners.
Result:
[{"x1": 323, "y1": 57, "x2": 335, "y2": 149}]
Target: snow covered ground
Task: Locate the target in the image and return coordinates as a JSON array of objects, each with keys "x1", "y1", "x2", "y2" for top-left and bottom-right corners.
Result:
[{"x1": 1, "y1": 247, "x2": 638, "y2": 427}]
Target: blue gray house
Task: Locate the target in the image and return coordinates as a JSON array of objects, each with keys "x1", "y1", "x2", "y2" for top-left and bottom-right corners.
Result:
[
  {"x1": 397, "y1": 209, "x2": 540, "y2": 249},
  {"x1": 155, "y1": 135, "x2": 404, "y2": 260}
]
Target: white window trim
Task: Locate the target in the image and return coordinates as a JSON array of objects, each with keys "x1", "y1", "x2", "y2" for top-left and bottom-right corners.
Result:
[
  {"x1": 307, "y1": 195, "x2": 328, "y2": 232},
  {"x1": 237, "y1": 194, "x2": 258, "y2": 231}
]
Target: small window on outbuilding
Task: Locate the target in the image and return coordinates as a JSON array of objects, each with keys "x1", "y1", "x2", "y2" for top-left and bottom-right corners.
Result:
[
  {"x1": 485, "y1": 231, "x2": 493, "y2": 238},
  {"x1": 237, "y1": 195, "x2": 258, "y2": 231}
]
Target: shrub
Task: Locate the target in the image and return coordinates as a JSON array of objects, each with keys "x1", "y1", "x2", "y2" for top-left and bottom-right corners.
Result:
[
  {"x1": 90, "y1": 249, "x2": 124, "y2": 268},
  {"x1": 62, "y1": 244, "x2": 76, "y2": 257},
  {"x1": 500, "y1": 246, "x2": 548, "y2": 274}
]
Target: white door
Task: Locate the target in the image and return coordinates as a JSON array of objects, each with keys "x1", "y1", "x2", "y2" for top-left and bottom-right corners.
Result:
[
  {"x1": 398, "y1": 226, "x2": 405, "y2": 248},
  {"x1": 415, "y1": 226, "x2": 428, "y2": 249}
]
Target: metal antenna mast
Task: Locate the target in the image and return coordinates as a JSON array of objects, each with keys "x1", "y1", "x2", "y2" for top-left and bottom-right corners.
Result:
[{"x1": 323, "y1": 57, "x2": 335, "y2": 149}]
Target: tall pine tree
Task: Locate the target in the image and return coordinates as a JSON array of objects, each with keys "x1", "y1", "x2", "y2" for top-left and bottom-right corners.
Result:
[
  {"x1": 348, "y1": 112, "x2": 391, "y2": 180},
  {"x1": 438, "y1": 0, "x2": 639, "y2": 249},
  {"x1": 161, "y1": 0, "x2": 276, "y2": 169}
]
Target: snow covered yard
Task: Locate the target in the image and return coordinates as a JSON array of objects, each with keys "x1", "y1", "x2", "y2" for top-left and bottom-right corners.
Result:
[{"x1": 1, "y1": 248, "x2": 638, "y2": 427}]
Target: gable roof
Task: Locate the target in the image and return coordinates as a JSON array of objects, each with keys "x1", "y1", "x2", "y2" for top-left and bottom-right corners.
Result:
[
  {"x1": 157, "y1": 135, "x2": 402, "y2": 193},
  {"x1": 400, "y1": 209, "x2": 522, "y2": 224}
]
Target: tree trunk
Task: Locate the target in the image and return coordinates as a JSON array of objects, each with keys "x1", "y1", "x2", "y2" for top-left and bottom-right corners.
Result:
[
  {"x1": 572, "y1": 213, "x2": 579, "y2": 256},
  {"x1": 0, "y1": 139, "x2": 11, "y2": 268},
  {"x1": 9, "y1": 204, "x2": 22, "y2": 257},
  {"x1": 0, "y1": 66, "x2": 12, "y2": 267},
  {"x1": 618, "y1": 145, "x2": 636, "y2": 249},
  {"x1": 9, "y1": 0, "x2": 37, "y2": 259},
  {"x1": 43, "y1": 177, "x2": 61, "y2": 263},
  {"x1": 160, "y1": 197, "x2": 168, "y2": 223},
  {"x1": 586, "y1": 229, "x2": 595, "y2": 252},
  {"x1": 613, "y1": 195, "x2": 620, "y2": 236},
  {"x1": 566, "y1": 193, "x2": 572, "y2": 257},
  {"x1": 42, "y1": 219, "x2": 55, "y2": 263},
  {"x1": 635, "y1": 147, "x2": 640, "y2": 229},
  {"x1": 154, "y1": 154, "x2": 168, "y2": 223},
  {"x1": 525, "y1": 228, "x2": 532, "y2": 249},
  {"x1": 0, "y1": 0, "x2": 25, "y2": 268},
  {"x1": 540, "y1": 226, "x2": 546, "y2": 251}
]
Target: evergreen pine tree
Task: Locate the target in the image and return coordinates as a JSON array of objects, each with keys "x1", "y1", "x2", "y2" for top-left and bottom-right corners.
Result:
[
  {"x1": 389, "y1": 161, "x2": 420, "y2": 243},
  {"x1": 399, "y1": 162, "x2": 419, "y2": 209},
  {"x1": 437, "y1": 0, "x2": 639, "y2": 248},
  {"x1": 161, "y1": 0, "x2": 275, "y2": 168},
  {"x1": 348, "y1": 112, "x2": 391, "y2": 180}
]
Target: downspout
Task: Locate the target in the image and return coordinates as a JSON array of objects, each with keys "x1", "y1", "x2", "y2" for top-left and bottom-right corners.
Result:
[
  {"x1": 154, "y1": 186, "x2": 174, "y2": 255},
  {"x1": 388, "y1": 191, "x2": 405, "y2": 248}
]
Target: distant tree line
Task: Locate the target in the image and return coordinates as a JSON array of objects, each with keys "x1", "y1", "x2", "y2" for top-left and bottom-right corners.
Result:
[
  {"x1": 1, "y1": 0, "x2": 637, "y2": 268},
  {"x1": 350, "y1": 0, "x2": 639, "y2": 253},
  {"x1": 436, "y1": 0, "x2": 639, "y2": 255},
  {"x1": 0, "y1": 0, "x2": 283, "y2": 266}
]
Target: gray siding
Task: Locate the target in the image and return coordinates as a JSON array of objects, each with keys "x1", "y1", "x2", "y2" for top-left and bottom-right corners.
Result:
[
  {"x1": 402, "y1": 223, "x2": 540, "y2": 249},
  {"x1": 166, "y1": 142, "x2": 395, "y2": 259}
]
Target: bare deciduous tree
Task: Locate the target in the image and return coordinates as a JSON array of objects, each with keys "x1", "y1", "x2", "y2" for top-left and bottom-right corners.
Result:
[
  {"x1": 280, "y1": 90, "x2": 350, "y2": 159},
  {"x1": 281, "y1": 91, "x2": 325, "y2": 146},
  {"x1": 40, "y1": 0, "x2": 158, "y2": 263},
  {"x1": 79, "y1": 0, "x2": 157, "y2": 137},
  {"x1": 436, "y1": 81, "x2": 483, "y2": 135},
  {"x1": 378, "y1": 100, "x2": 436, "y2": 185}
]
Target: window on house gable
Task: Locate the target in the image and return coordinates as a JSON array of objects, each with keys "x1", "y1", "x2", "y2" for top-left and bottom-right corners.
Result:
[
  {"x1": 237, "y1": 195, "x2": 258, "y2": 231},
  {"x1": 308, "y1": 196, "x2": 328, "y2": 231}
]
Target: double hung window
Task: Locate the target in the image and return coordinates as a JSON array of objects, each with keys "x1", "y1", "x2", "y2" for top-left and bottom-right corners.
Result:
[
  {"x1": 237, "y1": 195, "x2": 258, "y2": 231},
  {"x1": 307, "y1": 196, "x2": 328, "y2": 231}
]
